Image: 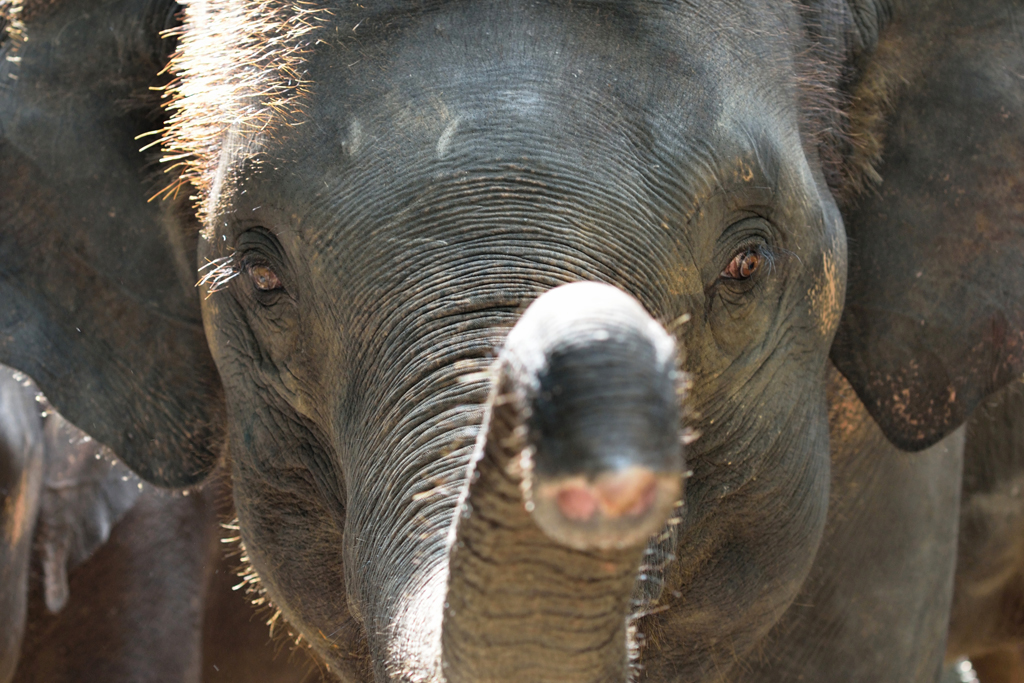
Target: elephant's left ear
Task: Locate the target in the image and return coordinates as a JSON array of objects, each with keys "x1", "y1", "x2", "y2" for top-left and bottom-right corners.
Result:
[
  {"x1": 829, "y1": 3, "x2": 1024, "y2": 451},
  {"x1": 0, "y1": 0, "x2": 224, "y2": 486}
]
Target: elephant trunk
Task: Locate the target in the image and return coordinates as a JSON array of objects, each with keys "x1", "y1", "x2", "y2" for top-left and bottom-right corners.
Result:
[{"x1": 441, "y1": 282, "x2": 686, "y2": 683}]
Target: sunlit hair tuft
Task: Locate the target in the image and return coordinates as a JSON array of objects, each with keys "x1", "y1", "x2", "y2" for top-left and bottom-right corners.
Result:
[{"x1": 154, "y1": 0, "x2": 330, "y2": 236}]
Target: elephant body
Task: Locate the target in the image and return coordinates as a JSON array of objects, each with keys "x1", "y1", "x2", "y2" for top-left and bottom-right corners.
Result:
[
  {"x1": 0, "y1": 366, "x2": 311, "y2": 683},
  {"x1": 0, "y1": 366, "x2": 142, "y2": 683},
  {"x1": 11, "y1": 478, "x2": 316, "y2": 683},
  {"x1": 1, "y1": 0, "x2": 1023, "y2": 681}
]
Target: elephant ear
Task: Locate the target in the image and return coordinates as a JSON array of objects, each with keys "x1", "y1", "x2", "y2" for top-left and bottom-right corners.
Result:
[
  {"x1": 829, "y1": 1, "x2": 1024, "y2": 451},
  {"x1": 0, "y1": 0, "x2": 224, "y2": 485}
]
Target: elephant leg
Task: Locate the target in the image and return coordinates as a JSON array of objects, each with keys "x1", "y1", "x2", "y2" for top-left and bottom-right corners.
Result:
[
  {"x1": 12, "y1": 485, "x2": 218, "y2": 683},
  {"x1": 947, "y1": 381, "x2": 1024, "y2": 682}
]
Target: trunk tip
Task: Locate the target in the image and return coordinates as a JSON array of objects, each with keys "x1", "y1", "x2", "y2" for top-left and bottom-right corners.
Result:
[
  {"x1": 504, "y1": 281, "x2": 687, "y2": 551},
  {"x1": 529, "y1": 466, "x2": 682, "y2": 550}
]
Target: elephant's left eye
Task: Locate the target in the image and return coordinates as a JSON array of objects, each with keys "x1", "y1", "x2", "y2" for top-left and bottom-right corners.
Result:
[
  {"x1": 248, "y1": 263, "x2": 283, "y2": 291},
  {"x1": 721, "y1": 248, "x2": 763, "y2": 280}
]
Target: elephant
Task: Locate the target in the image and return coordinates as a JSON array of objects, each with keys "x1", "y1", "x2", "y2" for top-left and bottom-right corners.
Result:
[
  {"x1": 947, "y1": 380, "x2": 1024, "y2": 683},
  {"x1": 11, "y1": 474, "x2": 318, "y2": 683},
  {"x1": 0, "y1": 366, "x2": 142, "y2": 683},
  {"x1": 0, "y1": 364, "x2": 312, "y2": 683},
  {"x1": 1, "y1": 0, "x2": 1022, "y2": 680}
]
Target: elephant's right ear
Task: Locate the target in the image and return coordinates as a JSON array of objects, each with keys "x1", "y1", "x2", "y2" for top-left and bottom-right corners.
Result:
[
  {"x1": 829, "y1": 3, "x2": 1024, "y2": 451},
  {"x1": 0, "y1": 0, "x2": 224, "y2": 486}
]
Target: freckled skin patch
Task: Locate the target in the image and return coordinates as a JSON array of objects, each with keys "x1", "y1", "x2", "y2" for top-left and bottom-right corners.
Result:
[
  {"x1": 825, "y1": 364, "x2": 870, "y2": 443},
  {"x1": 808, "y1": 249, "x2": 842, "y2": 338}
]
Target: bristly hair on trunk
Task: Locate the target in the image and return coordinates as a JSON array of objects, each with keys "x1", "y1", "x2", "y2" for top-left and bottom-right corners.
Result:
[{"x1": 220, "y1": 515, "x2": 330, "y2": 676}]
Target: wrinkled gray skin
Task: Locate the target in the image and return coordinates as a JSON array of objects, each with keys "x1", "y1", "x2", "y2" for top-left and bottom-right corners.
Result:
[
  {"x1": 1, "y1": 0, "x2": 1023, "y2": 681},
  {"x1": 201, "y1": 3, "x2": 843, "y2": 679}
]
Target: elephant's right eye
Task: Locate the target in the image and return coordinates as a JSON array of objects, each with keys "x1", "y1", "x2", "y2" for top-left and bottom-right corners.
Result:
[{"x1": 248, "y1": 263, "x2": 283, "y2": 291}]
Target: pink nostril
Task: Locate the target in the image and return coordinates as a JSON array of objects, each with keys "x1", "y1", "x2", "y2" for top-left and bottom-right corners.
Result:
[
  {"x1": 594, "y1": 469, "x2": 658, "y2": 518},
  {"x1": 624, "y1": 480, "x2": 659, "y2": 517},
  {"x1": 532, "y1": 467, "x2": 681, "y2": 550},
  {"x1": 556, "y1": 486, "x2": 599, "y2": 521},
  {"x1": 550, "y1": 468, "x2": 660, "y2": 522}
]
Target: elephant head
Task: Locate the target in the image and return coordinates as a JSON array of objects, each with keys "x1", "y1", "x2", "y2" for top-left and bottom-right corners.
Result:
[{"x1": 1, "y1": 0, "x2": 1021, "y2": 681}]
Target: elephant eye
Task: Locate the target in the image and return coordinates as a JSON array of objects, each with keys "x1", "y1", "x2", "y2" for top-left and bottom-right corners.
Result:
[
  {"x1": 248, "y1": 263, "x2": 283, "y2": 291},
  {"x1": 721, "y1": 249, "x2": 762, "y2": 280}
]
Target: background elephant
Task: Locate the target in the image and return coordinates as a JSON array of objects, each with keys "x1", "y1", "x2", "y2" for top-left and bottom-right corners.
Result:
[
  {"x1": 1, "y1": 0, "x2": 1022, "y2": 682},
  {"x1": 0, "y1": 366, "x2": 142, "y2": 683},
  {"x1": 947, "y1": 380, "x2": 1024, "y2": 682},
  {"x1": 0, "y1": 364, "x2": 312, "y2": 682},
  {"x1": 11, "y1": 476, "x2": 318, "y2": 683}
]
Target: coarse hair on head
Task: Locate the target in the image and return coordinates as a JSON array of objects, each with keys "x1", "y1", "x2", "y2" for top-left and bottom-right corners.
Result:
[
  {"x1": 0, "y1": 0, "x2": 26, "y2": 67},
  {"x1": 156, "y1": 0, "x2": 331, "y2": 238}
]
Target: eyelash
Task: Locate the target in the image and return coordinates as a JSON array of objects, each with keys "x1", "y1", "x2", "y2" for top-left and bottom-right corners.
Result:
[
  {"x1": 196, "y1": 250, "x2": 284, "y2": 298},
  {"x1": 197, "y1": 253, "x2": 240, "y2": 297}
]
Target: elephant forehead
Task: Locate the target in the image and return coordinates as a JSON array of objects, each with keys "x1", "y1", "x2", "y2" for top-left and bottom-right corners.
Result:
[
  {"x1": 257, "y1": 107, "x2": 813, "y2": 274},
  {"x1": 165, "y1": 0, "x2": 808, "y2": 235},
  {"x1": 265, "y1": 18, "x2": 810, "y2": 240},
  {"x1": 292, "y1": 0, "x2": 802, "y2": 158}
]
